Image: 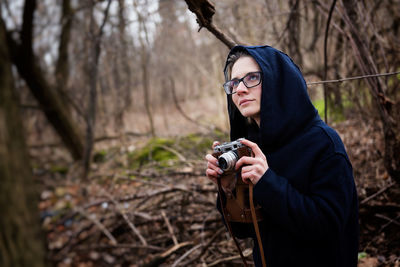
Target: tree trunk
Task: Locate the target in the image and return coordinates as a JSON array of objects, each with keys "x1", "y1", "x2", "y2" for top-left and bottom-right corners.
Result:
[
  {"x1": 287, "y1": 0, "x2": 303, "y2": 66},
  {"x1": 82, "y1": 0, "x2": 112, "y2": 178},
  {"x1": 0, "y1": 15, "x2": 46, "y2": 267},
  {"x1": 5, "y1": 0, "x2": 84, "y2": 160},
  {"x1": 55, "y1": 0, "x2": 73, "y2": 94},
  {"x1": 141, "y1": 48, "x2": 155, "y2": 137},
  {"x1": 341, "y1": 0, "x2": 400, "y2": 183},
  {"x1": 134, "y1": 0, "x2": 155, "y2": 137}
]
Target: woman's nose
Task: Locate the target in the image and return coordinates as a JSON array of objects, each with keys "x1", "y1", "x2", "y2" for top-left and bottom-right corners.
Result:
[{"x1": 235, "y1": 81, "x2": 248, "y2": 94}]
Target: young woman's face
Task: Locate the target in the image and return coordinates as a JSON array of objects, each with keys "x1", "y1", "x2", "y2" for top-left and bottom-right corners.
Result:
[{"x1": 231, "y1": 56, "x2": 262, "y2": 125}]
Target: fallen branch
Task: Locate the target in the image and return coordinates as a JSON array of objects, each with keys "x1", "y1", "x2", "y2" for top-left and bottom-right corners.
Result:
[
  {"x1": 360, "y1": 181, "x2": 395, "y2": 205},
  {"x1": 161, "y1": 210, "x2": 178, "y2": 245},
  {"x1": 171, "y1": 243, "x2": 202, "y2": 267},
  {"x1": 102, "y1": 188, "x2": 148, "y2": 246},
  {"x1": 75, "y1": 243, "x2": 164, "y2": 252},
  {"x1": 180, "y1": 227, "x2": 225, "y2": 266},
  {"x1": 75, "y1": 207, "x2": 117, "y2": 245},
  {"x1": 208, "y1": 248, "x2": 253, "y2": 267},
  {"x1": 375, "y1": 214, "x2": 400, "y2": 228},
  {"x1": 139, "y1": 241, "x2": 194, "y2": 267}
]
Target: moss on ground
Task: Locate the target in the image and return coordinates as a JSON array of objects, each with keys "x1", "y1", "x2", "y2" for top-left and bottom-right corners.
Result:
[
  {"x1": 93, "y1": 149, "x2": 107, "y2": 163},
  {"x1": 128, "y1": 137, "x2": 178, "y2": 169},
  {"x1": 50, "y1": 165, "x2": 69, "y2": 175},
  {"x1": 127, "y1": 130, "x2": 228, "y2": 170}
]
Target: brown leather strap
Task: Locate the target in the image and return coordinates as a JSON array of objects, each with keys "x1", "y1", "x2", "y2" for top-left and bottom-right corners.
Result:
[
  {"x1": 249, "y1": 183, "x2": 267, "y2": 267},
  {"x1": 217, "y1": 178, "x2": 249, "y2": 267}
]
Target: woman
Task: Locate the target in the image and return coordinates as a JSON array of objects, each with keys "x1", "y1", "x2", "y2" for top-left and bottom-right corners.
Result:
[{"x1": 205, "y1": 45, "x2": 359, "y2": 267}]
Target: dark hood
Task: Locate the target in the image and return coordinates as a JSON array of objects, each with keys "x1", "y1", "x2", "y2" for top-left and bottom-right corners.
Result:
[{"x1": 224, "y1": 45, "x2": 318, "y2": 151}]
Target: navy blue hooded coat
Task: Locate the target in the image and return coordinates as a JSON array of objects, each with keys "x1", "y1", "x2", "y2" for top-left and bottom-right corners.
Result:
[{"x1": 217, "y1": 45, "x2": 359, "y2": 267}]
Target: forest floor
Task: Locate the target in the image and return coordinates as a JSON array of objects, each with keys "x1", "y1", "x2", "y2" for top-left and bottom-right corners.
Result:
[{"x1": 32, "y1": 117, "x2": 399, "y2": 267}]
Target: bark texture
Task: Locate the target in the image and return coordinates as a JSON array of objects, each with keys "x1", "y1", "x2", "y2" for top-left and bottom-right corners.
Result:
[{"x1": 0, "y1": 14, "x2": 46, "y2": 267}]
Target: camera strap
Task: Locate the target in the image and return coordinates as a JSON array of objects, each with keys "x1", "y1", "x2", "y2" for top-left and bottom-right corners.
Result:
[
  {"x1": 217, "y1": 178, "x2": 249, "y2": 267},
  {"x1": 217, "y1": 179, "x2": 267, "y2": 267},
  {"x1": 249, "y1": 183, "x2": 267, "y2": 267}
]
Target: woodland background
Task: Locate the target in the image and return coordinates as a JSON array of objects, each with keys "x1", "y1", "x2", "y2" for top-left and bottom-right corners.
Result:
[{"x1": 1, "y1": 0, "x2": 400, "y2": 266}]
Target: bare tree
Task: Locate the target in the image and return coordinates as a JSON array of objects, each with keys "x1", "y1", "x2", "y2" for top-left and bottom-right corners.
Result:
[
  {"x1": 133, "y1": 0, "x2": 155, "y2": 136},
  {"x1": 338, "y1": 0, "x2": 400, "y2": 184},
  {"x1": 0, "y1": 12, "x2": 46, "y2": 267},
  {"x1": 82, "y1": 0, "x2": 112, "y2": 178},
  {"x1": 4, "y1": 0, "x2": 84, "y2": 160}
]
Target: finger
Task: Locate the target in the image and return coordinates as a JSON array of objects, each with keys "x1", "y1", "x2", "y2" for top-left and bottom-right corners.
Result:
[
  {"x1": 241, "y1": 165, "x2": 253, "y2": 174},
  {"x1": 240, "y1": 139, "x2": 265, "y2": 158},
  {"x1": 235, "y1": 156, "x2": 258, "y2": 170},
  {"x1": 208, "y1": 162, "x2": 223, "y2": 175},
  {"x1": 241, "y1": 175, "x2": 251, "y2": 184},
  {"x1": 206, "y1": 155, "x2": 221, "y2": 171},
  {"x1": 206, "y1": 168, "x2": 219, "y2": 180},
  {"x1": 241, "y1": 170, "x2": 257, "y2": 184},
  {"x1": 212, "y1": 141, "x2": 220, "y2": 149},
  {"x1": 205, "y1": 154, "x2": 218, "y2": 165}
]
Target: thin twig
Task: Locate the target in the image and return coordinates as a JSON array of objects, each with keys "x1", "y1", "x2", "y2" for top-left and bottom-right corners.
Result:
[
  {"x1": 182, "y1": 227, "x2": 225, "y2": 266},
  {"x1": 375, "y1": 214, "x2": 400, "y2": 228},
  {"x1": 157, "y1": 144, "x2": 186, "y2": 161},
  {"x1": 75, "y1": 243, "x2": 164, "y2": 252},
  {"x1": 75, "y1": 207, "x2": 117, "y2": 245},
  {"x1": 102, "y1": 189, "x2": 148, "y2": 246},
  {"x1": 208, "y1": 248, "x2": 253, "y2": 267},
  {"x1": 169, "y1": 77, "x2": 213, "y2": 132},
  {"x1": 171, "y1": 243, "x2": 202, "y2": 267},
  {"x1": 378, "y1": 214, "x2": 400, "y2": 232},
  {"x1": 140, "y1": 242, "x2": 194, "y2": 267},
  {"x1": 307, "y1": 71, "x2": 400, "y2": 86},
  {"x1": 161, "y1": 210, "x2": 178, "y2": 245},
  {"x1": 360, "y1": 181, "x2": 395, "y2": 205}
]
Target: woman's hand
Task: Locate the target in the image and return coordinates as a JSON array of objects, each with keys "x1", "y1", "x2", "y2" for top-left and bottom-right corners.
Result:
[
  {"x1": 236, "y1": 139, "x2": 269, "y2": 185},
  {"x1": 205, "y1": 141, "x2": 221, "y2": 185},
  {"x1": 205, "y1": 141, "x2": 236, "y2": 193}
]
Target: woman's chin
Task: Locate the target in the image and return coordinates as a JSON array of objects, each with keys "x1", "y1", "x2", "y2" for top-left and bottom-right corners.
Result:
[{"x1": 239, "y1": 108, "x2": 257, "y2": 118}]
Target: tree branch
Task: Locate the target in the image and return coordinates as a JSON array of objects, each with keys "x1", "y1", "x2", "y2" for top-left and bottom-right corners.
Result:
[
  {"x1": 55, "y1": 0, "x2": 73, "y2": 92},
  {"x1": 323, "y1": 0, "x2": 337, "y2": 124},
  {"x1": 21, "y1": 0, "x2": 35, "y2": 55},
  {"x1": 184, "y1": 0, "x2": 237, "y2": 49}
]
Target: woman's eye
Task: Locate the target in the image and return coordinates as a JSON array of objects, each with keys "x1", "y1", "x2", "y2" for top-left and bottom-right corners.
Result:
[
  {"x1": 232, "y1": 80, "x2": 240, "y2": 87},
  {"x1": 248, "y1": 74, "x2": 259, "y2": 81}
]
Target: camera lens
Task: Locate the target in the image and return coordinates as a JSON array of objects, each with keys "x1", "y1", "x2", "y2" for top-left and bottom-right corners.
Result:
[
  {"x1": 218, "y1": 157, "x2": 228, "y2": 170},
  {"x1": 218, "y1": 151, "x2": 238, "y2": 171}
]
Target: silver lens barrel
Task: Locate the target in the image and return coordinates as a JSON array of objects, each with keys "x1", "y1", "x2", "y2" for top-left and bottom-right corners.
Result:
[{"x1": 218, "y1": 151, "x2": 239, "y2": 171}]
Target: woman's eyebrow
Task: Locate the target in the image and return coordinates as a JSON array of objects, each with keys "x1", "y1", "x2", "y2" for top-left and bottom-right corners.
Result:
[{"x1": 231, "y1": 71, "x2": 258, "y2": 80}]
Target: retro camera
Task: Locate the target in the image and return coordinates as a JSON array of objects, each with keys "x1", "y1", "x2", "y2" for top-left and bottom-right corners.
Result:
[{"x1": 213, "y1": 138, "x2": 252, "y2": 172}]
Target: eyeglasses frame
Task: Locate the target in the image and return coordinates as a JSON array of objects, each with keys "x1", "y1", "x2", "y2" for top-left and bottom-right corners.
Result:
[{"x1": 223, "y1": 71, "x2": 262, "y2": 95}]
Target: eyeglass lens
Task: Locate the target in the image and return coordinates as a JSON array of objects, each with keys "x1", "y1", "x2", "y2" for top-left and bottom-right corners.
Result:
[{"x1": 224, "y1": 72, "x2": 261, "y2": 94}]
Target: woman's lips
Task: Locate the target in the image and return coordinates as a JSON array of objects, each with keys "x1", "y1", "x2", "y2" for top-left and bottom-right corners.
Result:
[{"x1": 239, "y1": 99, "x2": 253, "y2": 106}]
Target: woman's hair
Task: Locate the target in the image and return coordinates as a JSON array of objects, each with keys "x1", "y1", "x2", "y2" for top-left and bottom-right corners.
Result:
[{"x1": 224, "y1": 49, "x2": 251, "y2": 81}]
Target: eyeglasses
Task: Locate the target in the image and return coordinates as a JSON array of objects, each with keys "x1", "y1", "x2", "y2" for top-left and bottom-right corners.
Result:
[{"x1": 223, "y1": 71, "x2": 262, "y2": 95}]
